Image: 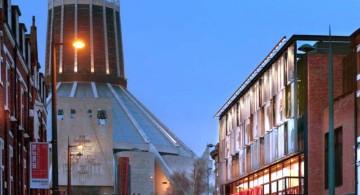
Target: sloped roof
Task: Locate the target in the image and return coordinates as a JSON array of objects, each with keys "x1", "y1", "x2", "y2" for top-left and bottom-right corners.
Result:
[{"x1": 47, "y1": 81, "x2": 195, "y2": 158}]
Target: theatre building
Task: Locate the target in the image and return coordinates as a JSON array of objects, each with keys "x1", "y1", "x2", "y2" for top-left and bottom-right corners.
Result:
[{"x1": 214, "y1": 29, "x2": 360, "y2": 195}]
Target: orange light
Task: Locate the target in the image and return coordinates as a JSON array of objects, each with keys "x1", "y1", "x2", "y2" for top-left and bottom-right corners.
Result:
[{"x1": 72, "y1": 40, "x2": 85, "y2": 49}]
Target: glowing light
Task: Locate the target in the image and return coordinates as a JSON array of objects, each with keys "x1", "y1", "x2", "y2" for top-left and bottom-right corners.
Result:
[{"x1": 72, "y1": 40, "x2": 85, "y2": 49}]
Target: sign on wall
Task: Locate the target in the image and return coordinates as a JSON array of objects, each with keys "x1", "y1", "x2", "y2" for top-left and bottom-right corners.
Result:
[{"x1": 30, "y1": 142, "x2": 50, "y2": 189}]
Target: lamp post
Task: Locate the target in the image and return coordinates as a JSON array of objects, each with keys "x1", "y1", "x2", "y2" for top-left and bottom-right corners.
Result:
[
  {"x1": 50, "y1": 38, "x2": 85, "y2": 194},
  {"x1": 67, "y1": 137, "x2": 83, "y2": 195},
  {"x1": 298, "y1": 27, "x2": 334, "y2": 194},
  {"x1": 51, "y1": 34, "x2": 60, "y2": 195},
  {"x1": 206, "y1": 144, "x2": 215, "y2": 195}
]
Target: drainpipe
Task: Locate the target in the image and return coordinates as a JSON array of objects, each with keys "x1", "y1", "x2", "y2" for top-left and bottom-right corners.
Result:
[{"x1": 355, "y1": 82, "x2": 358, "y2": 195}]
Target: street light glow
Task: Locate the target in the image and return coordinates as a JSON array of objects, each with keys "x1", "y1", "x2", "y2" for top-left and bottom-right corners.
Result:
[{"x1": 72, "y1": 40, "x2": 85, "y2": 49}]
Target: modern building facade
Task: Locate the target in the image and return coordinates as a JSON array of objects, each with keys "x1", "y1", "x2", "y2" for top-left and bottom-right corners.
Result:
[
  {"x1": 214, "y1": 30, "x2": 360, "y2": 195},
  {"x1": 0, "y1": 1, "x2": 48, "y2": 194},
  {"x1": 45, "y1": 0, "x2": 196, "y2": 194}
]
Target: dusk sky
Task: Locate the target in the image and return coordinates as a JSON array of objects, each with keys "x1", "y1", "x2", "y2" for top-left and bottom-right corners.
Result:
[{"x1": 13, "y1": 0, "x2": 360, "y2": 155}]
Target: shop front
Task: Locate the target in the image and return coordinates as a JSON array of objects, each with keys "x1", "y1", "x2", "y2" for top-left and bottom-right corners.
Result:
[{"x1": 228, "y1": 154, "x2": 304, "y2": 195}]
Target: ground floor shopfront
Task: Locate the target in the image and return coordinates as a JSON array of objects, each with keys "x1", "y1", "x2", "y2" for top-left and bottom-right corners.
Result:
[{"x1": 226, "y1": 154, "x2": 304, "y2": 195}]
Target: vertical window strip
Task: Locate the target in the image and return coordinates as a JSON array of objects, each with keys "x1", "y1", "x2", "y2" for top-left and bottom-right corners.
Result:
[
  {"x1": 103, "y1": 5, "x2": 109, "y2": 74},
  {"x1": 59, "y1": 1, "x2": 64, "y2": 73},
  {"x1": 74, "y1": 0, "x2": 78, "y2": 73},
  {"x1": 90, "y1": 3, "x2": 94, "y2": 73}
]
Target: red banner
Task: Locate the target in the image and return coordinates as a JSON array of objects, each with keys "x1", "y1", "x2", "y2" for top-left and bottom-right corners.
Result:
[{"x1": 30, "y1": 142, "x2": 50, "y2": 189}]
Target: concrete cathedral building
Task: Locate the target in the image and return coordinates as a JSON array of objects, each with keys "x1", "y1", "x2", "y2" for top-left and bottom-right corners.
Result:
[{"x1": 45, "y1": 0, "x2": 196, "y2": 194}]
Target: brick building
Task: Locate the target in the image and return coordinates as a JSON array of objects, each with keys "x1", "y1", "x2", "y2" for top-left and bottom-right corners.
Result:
[
  {"x1": 0, "y1": 1, "x2": 48, "y2": 195},
  {"x1": 213, "y1": 29, "x2": 360, "y2": 195}
]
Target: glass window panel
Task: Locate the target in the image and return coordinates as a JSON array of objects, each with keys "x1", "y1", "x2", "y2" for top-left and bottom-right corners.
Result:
[
  {"x1": 271, "y1": 64, "x2": 277, "y2": 96},
  {"x1": 285, "y1": 84, "x2": 293, "y2": 119},
  {"x1": 251, "y1": 140, "x2": 260, "y2": 171},
  {"x1": 260, "y1": 137, "x2": 264, "y2": 166},
  {"x1": 279, "y1": 56, "x2": 285, "y2": 89},
  {"x1": 271, "y1": 167, "x2": 277, "y2": 193},
  {"x1": 245, "y1": 118, "x2": 252, "y2": 145},
  {"x1": 287, "y1": 119, "x2": 298, "y2": 154},
  {"x1": 259, "y1": 107, "x2": 265, "y2": 137},
  {"x1": 225, "y1": 135, "x2": 230, "y2": 159},
  {"x1": 275, "y1": 89, "x2": 285, "y2": 125},
  {"x1": 264, "y1": 100, "x2": 273, "y2": 132},
  {"x1": 240, "y1": 98, "x2": 245, "y2": 122},
  {"x1": 235, "y1": 126, "x2": 240, "y2": 153},
  {"x1": 249, "y1": 175, "x2": 254, "y2": 188},
  {"x1": 259, "y1": 79, "x2": 263, "y2": 106},
  {"x1": 220, "y1": 117, "x2": 226, "y2": 138},
  {"x1": 291, "y1": 157, "x2": 299, "y2": 177},
  {"x1": 230, "y1": 129, "x2": 236, "y2": 156},
  {"x1": 263, "y1": 70, "x2": 271, "y2": 101},
  {"x1": 284, "y1": 159, "x2": 291, "y2": 177},
  {"x1": 232, "y1": 106, "x2": 237, "y2": 130},
  {"x1": 269, "y1": 129, "x2": 277, "y2": 162},
  {"x1": 300, "y1": 155, "x2": 304, "y2": 177},
  {"x1": 245, "y1": 93, "x2": 251, "y2": 118},
  {"x1": 246, "y1": 147, "x2": 251, "y2": 173},
  {"x1": 227, "y1": 114, "x2": 232, "y2": 134},
  {"x1": 278, "y1": 125, "x2": 285, "y2": 159},
  {"x1": 239, "y1": 123, "x2": 245, "y2": 148},
  {"x1": 264, "y1": 133, "x2": 271, "y2": 165},
  {"x1": 252, "y1": 110, "x2": 259, "y2": 139},
  {"x1": 239, "y1": 149, "x2": 246, "y2": 176},
  {"x1": 287, "y1": 44, "x2": 295, "y2": 82}
]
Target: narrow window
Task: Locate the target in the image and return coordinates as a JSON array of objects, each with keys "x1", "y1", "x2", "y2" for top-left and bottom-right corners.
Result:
[
  {"x1": 20, "y1": 88, "x2": 24, "y2": 127},
  {"x1": 57, "y1": 109, "x2": 64, "y2": 120},
  {"x1": 5, "y1": 62, "x2": 10, "y2": 109},
  {"x1": 97, "y1": 109, "x2": 107, "y2": 125},
  {"x1": 0, "y1": 138, "x2": 4, "y2": 195},
  {"x1": 325, "y1": 127, "x2": 343, "y2": 188},
  {"x1": 71, "y1": 109, "x2": 76, "y2": 119}
]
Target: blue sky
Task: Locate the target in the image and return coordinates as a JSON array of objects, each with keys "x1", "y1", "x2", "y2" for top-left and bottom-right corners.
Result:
[{"x1": 13, "y1": 0, "x2": 360, "y2": 155}]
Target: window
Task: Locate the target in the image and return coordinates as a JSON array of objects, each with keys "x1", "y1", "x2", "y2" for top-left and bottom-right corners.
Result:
[
  {"x1": 239, "y1": 149, "x2": 246, "y2": 176},
  {"x1": 20, "y1": 88, "x2": 24, "y2": 127},
  {"x1": 0, "y1": 31, "x2": 2, "y2": 86},
  {"x1": 0, "y1": 138, "x2": 3, "y2": 195},
  {"x1": 251, "y1": 140, "x2": 260, "y2": 171},
  {"x1": 9, "y1": 146, "x2": 13, "y2": 195},
  {"x1": 325, "y1": 127, "x2": 343, "y2": 188},
  {"x1": 71, "y1": 109, "x2": 76, "y2": 119},
  {"x1": 231, "y1": 154, "x2": 239, "y2": 179},
  {"x1": 57, "y1": 109, "x2": 64, "y2": 120},
  {"x1": 5, "y1": 62, "x2": 10, "y2": 109}
]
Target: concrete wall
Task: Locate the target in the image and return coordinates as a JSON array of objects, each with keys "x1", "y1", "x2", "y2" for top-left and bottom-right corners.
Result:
[
  {"x1": 57, "y1": 97, "x2": 114, "y2": 190},
  {"x1": 116, "y1": 151, "x2": 155, "y2": 194}
]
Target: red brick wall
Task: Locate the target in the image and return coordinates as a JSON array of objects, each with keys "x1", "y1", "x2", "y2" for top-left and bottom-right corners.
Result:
[{"x1": 306, "y1": 53, "x2": 350, "y2": 194}]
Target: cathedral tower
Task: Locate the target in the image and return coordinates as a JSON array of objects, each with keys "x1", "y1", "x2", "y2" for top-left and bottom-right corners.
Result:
[{"x1": 45, "y1": 0, "x2": 127, "y2": 87}]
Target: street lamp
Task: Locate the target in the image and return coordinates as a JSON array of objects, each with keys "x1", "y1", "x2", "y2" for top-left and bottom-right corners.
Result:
[
  {"x1": 298, "y1": 27, "x2": 334, "y2": 195},
  {"x1": 206, "y1": 144, "x2": 215, "y2": 195},
  {"x1": 67, "y1": 137, "x2": 83, "y2": 195},
  {"x1": 50, "y1": 38, "x2": 85, "y2": 194}
]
